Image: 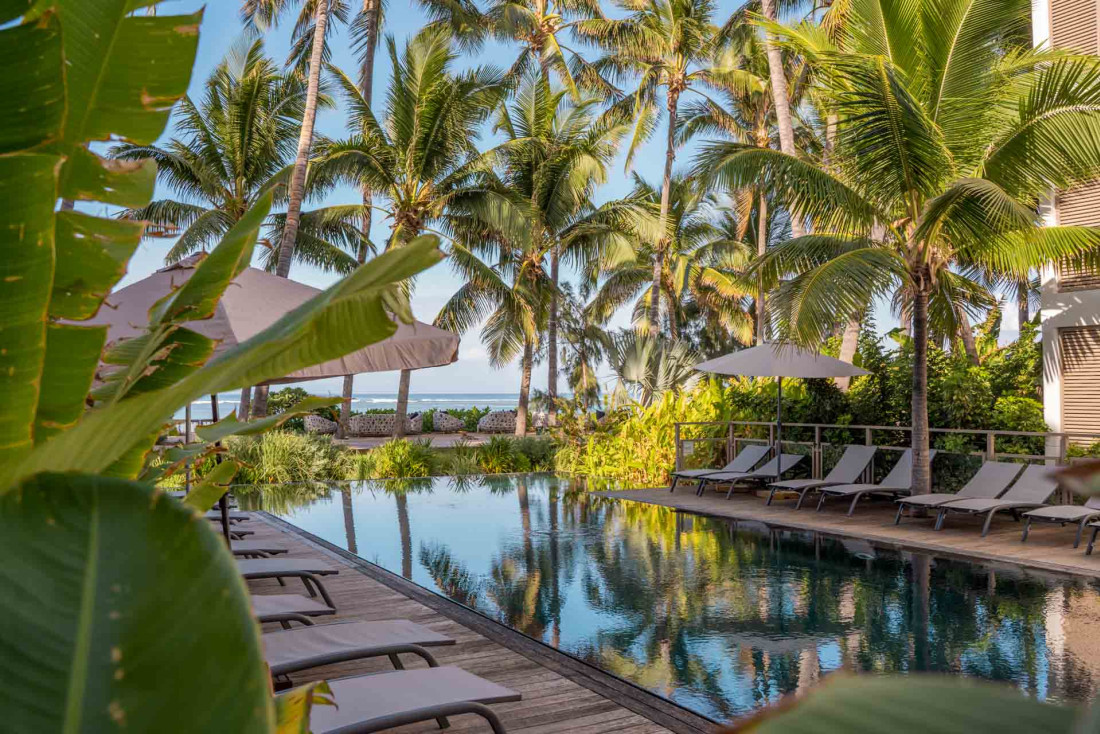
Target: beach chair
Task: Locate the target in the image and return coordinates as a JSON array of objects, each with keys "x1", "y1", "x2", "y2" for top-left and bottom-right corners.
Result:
[
  {"x1": 1083, "y1": 522, "x2": 1100, "y2": 555},
  {"x1": 815, "y1": 449, "x2": 936, "y2": 516},
  {"x1": 697, "y1": 454, "x2": 805, "y2": 499},
  {"x1": 765, "y1": 445, "x2": 877, "y2": 508},
  {"x1": 297, "y1": 666, "x2": 520, "y2": 734},
  {"x1": 232, "y1": 540, "x2": 289, "y2": 558},
  {"x1": 933, "y1": 464, "x2": 1059, "y2": 536},
  {"x1": 894, "y1": 460, "x2": 1024, "y2": 524},
  {"x1": 239, "y1": 558, "x2": 339, "y2": 609},
  {"x1": 669, "y1": 444, "x2": 770, "y2": 493},
  {"x1": 252, "y1": 593, "x2": 335, "y2": 628},
  {"x1": 265, "y1": 620, "x2": 455, "y2": 681},
  {"x1": 1020, "y1": 496, "x2": 1100, "y2": 548}
]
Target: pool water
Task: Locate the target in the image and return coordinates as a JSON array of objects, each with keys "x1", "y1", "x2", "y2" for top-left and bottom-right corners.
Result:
[{"x1": 246, "y1": 474, "x2": 1100, "y2": 721}]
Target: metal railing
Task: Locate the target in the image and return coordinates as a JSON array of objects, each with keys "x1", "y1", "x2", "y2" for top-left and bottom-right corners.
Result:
[{"x1": 674, "y1": 420, "x2": 1100, "y2": 501}]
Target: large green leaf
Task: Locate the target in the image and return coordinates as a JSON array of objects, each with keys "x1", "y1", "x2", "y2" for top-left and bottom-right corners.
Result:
[
  {"x1": 33, "y1": 324, "x2": 107, "y2": 444},
  {"x1": 52, "y1": 211, "x2": 145, "y2": 320},
  {"x1": 0, "y1": 16, "x2": 64, "y2": 153},
  {"x1": 734, "y1": 675, "x2": 1078, "y2": 733},
  {"x1": 181, "y1": 460, "x2": 240, "y2": 513},
  {"x1": 0, "y1": 473, "x2": 272, "y2": 732},
  {"x1": 6, "y1": 236, "x2": 444, "y2": 486},
  {"x1": 0, "y1": 153, "x2": 61, "y2": 475}
]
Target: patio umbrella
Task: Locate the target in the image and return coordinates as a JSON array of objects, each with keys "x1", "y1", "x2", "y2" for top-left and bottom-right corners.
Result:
[
  {"x1": 695, "y1": 343, "x2": 868, "y2": 454},
  {"x1": 87, "y1": 255, "x2": 460, "y2": 540},
  {"x1": 88, "y1": 255, "x2": 459, "y2": 380}
]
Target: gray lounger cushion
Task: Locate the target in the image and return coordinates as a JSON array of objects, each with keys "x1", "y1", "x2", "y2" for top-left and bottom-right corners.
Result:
[
  {"x1": 1022, "y1": 496, "x2": 1100, "y2": 522},
  {"x1": 898, "y1": 460, "x2": 1024, "y2": 509},
  {"x1": 308, "y1": 667, "x2": 521, "y2": 734},
  {"x1": 232, "y1": 540, "x2": 288, "y2": 556},
  {"x1": 673, "y1": 444, "x2": 770, "y2": 479},
  {"x1": 238, "y1": 558, "x2": 338, "y2": 577},
  {"x1": 252, "y1": 593, "x2": 335, "y2": 620},
  {"x1": 938, "y1": 464, "x2": 1058, "y2": 514},
  {"x1": 264, "y1": 620, "x2": 455, "y2": 676},
  {"x1": 702, "y1": 453, "x2": 804, "y2": 483}
]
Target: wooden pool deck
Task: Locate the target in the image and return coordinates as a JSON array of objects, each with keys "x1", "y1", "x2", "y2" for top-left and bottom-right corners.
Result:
[
  {"x1": 594, "y1": 487, "x2": 1100, "y2": 578},
  {"x1": 250, "y1": 513, "x2": 718, "y2": 734}
]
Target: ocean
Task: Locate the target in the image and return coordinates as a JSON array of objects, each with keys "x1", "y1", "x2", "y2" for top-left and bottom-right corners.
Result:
[{"x1": 173, "y1": 392, "x2": 521, "y2": 421}]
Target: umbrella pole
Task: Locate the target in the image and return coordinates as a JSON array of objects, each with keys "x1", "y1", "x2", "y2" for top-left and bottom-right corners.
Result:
[
  {"x1": 776, "y1": 376, "x2": 783, "y2": 459},
  {"x1": 211, "y1": 393, "x2": 230, "y2": 544}
]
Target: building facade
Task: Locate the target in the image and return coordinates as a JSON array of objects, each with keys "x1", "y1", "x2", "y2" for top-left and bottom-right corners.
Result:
[{"x1": 1035, "y1": 0, "x2": 1100, "y2": 448}]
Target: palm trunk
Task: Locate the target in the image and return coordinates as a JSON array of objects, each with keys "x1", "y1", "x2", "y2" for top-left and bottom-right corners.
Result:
[
  {"x1": 341, "y1": 487, "x2": 358, "y2": 554},
  {"x1": 237, "y1": 385, "x2": 252, "y2": 420},
  {"x1": 395, "y1": 491, "x2": 412, "y2": 579},
  {"x1": 956, "y1": 304, "x2": 979, "y2": 365},
  {"x1": 834, "y1": 315, "x2": 861, "y2": 391},
  {"x1": 516, "y1": 339, "x2": 534, "y2": 436},
  {"x1": 756, "y1": 190, "x2": 768, "y2": 345},
  {"x1": 1017, "y1": 278, "x2": 1030, "y2": 329},
  {"x1": 394, "y1": 368, "x2": 411, "y2": 438},
  {"x1": 911, "y1": 282, "x2": 931, "y2": 496},
  {"x1": 251, "y1": 384, "x2": 270, "y2": 418},
  {"x1": 649, "y1": 91, "x2": 679, "y2": 338},
  {"x1": 274, "y1": 0, "x2": 330, "y2": 278},
  {"x1": 761, "y1": 0, "x2": 805, "y2": 239},
  {"x1": 339, "y1": 0, "x2": 381, "y2": 440},
  {"x1": 548, "y1": 242, "x2": 560, "y2": 426}
]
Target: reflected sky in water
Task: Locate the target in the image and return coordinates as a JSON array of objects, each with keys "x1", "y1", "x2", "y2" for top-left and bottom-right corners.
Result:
[{"x1": 244, "y1": 474, "x2": 1100, "y2": 721}]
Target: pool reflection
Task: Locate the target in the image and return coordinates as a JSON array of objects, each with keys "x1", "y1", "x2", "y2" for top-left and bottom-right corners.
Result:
[{"x1": 240, "y1": 474, "x2": 1100, "y2": 720}]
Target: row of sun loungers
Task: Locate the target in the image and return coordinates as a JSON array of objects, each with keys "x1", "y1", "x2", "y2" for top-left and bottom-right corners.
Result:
[
  {"x1": 199, "y1": 506, "x2": 521, "y2": 732},
  {"x1": 671, "y1": 444, "x2": 1100, "y2": 549}
]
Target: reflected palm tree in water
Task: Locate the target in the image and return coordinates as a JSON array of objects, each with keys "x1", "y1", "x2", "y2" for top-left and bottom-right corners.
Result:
[
  {"x1": 341, "y1": 486, "x2": 357, "y2": 555},
  {"x1": 420, "y1": 543, "x2": 480, "y2": 607}
]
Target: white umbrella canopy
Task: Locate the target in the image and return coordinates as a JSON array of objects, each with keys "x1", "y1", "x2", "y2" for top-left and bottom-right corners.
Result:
[
  {"x1": 87, "y1": 254, "x2": 460, "y2": 384},
  {"x1": 695, "y1": 343, "x2": 868, "y2": 379},
  {"x1": 695, "y1": 343, "x2": 868, "y2": 455}
]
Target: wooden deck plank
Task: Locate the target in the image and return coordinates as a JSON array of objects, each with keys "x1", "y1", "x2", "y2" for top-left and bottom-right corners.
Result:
[
  {"x1": 595, "y1": 487, "x2": 1100, "y2": 578},
  {"x1": 244, "y1": 513, "x2": 718, "y2": 734}
]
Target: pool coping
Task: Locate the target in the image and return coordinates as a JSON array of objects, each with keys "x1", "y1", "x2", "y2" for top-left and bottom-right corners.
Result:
[
  {"x1": 259, "y1": 510, "x2": 722, "y2": 734},
  {"x1": 595, "y1": 488, "x2": 1100, "y2": 581}
]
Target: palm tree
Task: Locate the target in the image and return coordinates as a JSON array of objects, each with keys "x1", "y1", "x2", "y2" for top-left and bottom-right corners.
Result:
[
  {"x1": 112, "y1": 41, "x2": 362, "y2": 418},
  {"x1": 575, "y1": 0, "x2": 761, "y2": 338},
  {"x1": 495, "y1": 73, "x2": 627, "y2": 425},
  {"x1": 316, "y1": 27, "x2": 523, "y2": 436},
  {"x1": 337, "y1": 0, "x2": 385, "y2": 437},
  {"x1": 697, "y1": 0, "x2": 1100, "y2": 494},
  {"x1": 557, "y1": 283, "x2": 611, "y2": 410},
  {"x1": 607, "y1": 329, "x2": 701, "y2": 404},
  {"x1": 592, "y1": 173, "x2": 755, "y2": 344},
  {"x1": 242, "y1": 0, "x2": 338, "y2": 280}
]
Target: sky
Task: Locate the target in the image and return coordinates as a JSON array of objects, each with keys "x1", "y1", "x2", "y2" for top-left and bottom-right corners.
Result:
[{"x1": 116, "y1": 0, "x2": 1025, "y2": 398}]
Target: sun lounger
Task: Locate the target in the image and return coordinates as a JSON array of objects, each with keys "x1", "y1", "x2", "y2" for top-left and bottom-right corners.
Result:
[
  {"x1": 252, "y1": 593, "x2": 336, "y2": 628},
  {"x1": 205, "y1": 509, "x2": 252, "y2": 523},
  {"x1": 265, "y1": 620, "x2": 455, "y2": 678},
  {"x1": 239, "y1": 558, "x2": 339, "y2": 609},
  {"x1": 1020, "y1": 496, "x2": 1100, "y2": 547},
  {"x1": 669, "y1": 444, "x2": 770, "y2": 492},
  {"x1": 816, "y1": 449, "x2": 936, "y2": 516},
  {"x1": 232, "y1": 540, "x2": 289, "y2": 558},
  {"x1": 698, "y1": 453, "x2": 805, "y2": 499},
  {"x1": 1083, "y1": 522, "x2": 1100, "y2": 555},
  {"x1": 301, "y1": 666, "x2": 520, "y2": 734},
  {"x1": 765, "y1": 445, "x2": 877, "y2": 508},
  {"x1": 894, "y1": 460, "x2": 1024, "y2": 524},
  {"x1": 934, "y1": 464, "x2": 1059, "y2": 536}
]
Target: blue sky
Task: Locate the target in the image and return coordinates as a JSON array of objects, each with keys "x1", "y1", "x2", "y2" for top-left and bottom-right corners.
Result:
[{"x1": 120, "y1": 1, "x2": 1022, "y2": 398}]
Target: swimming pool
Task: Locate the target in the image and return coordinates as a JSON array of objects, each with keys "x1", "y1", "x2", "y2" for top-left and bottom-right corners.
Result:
[{"x1": 246, "y1": 474, "x2": 1100, "y2": 721}]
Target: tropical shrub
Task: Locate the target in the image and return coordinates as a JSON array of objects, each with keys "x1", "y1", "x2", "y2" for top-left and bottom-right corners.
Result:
[
  {"x1": 357, "y1": 438, "x2": 438, "y2": 478},
  {"x1": 225, "y1": 431, "x2": 356, "y2": 484}
]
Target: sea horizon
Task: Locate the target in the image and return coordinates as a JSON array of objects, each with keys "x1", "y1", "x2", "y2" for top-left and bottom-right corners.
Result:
[{"x1": 174, "y1": 391, "x2": 524, "y2": 421}]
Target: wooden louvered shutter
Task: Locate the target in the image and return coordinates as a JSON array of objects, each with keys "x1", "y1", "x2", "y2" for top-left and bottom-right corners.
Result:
[
  {"x1": 1060, "y1": 328, "x2": 1100, "y2": 436},
  {"x1": 1050, "y1": 0, "x2": 1100, "y2": 288},
  {"x1": 1050, "y1": 0, "x2": 1099, "y2": 52}
]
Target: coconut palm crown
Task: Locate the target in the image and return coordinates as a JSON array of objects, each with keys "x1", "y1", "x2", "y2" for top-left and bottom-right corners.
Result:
[
  {"x1": 112, "y1": 40, "x2": 361, "y2": 274},
  {"x1": 694, "y1": 0, "x2": 1100, "y2": 494}
]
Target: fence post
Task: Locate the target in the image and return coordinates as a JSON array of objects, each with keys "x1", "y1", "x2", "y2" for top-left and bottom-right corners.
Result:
[
  {"x1": 814, "y1": 425, "x2": 822, "y2": 479},
  {"x1": 674, "y1": 423, "x2": 682, "y2": 473},
  {"x1": 986, "y1": 432, "x2": 995, "y2": 462},
  {"x1": 727, "y1": 422, "x2": 734, "y2": 464},
  {"x1": 768, "y1": 423, "x2": 775, "y2": 455}
]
